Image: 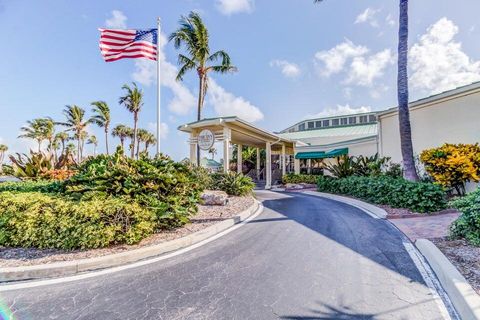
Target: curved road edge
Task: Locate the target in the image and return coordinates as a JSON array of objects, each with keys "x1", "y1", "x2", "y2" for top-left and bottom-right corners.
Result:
[{"x1": 0, "y1": 198, "x2": 264, "y2": 288}]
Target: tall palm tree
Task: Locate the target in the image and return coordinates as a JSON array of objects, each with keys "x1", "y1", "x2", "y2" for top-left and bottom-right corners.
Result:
[
  {"x1": 58, "y1": 105, "x2": 91, "y2": 163},
  {"x1": 0, "y1": 144, "x2": 8, "y2": 174},
  {"x1": 112, "y1": 124, "x2": 131, "y2": 152},
  {"x1": 314, "y1": 0, "x2": 419, "y2": 181},
  {"x1": 144, "y1": 132, "x2": 156, "y2": 153},
  {"x1": 18, "y1": 118, "x2": 53, "y2": 152},
  {"x1": 119, "y1": 83, "x2": 143, "y2": 159},
  {"x1": 136, "y1": 129, "x2": 149, "y2": 158},
  {"x1": 87, "y1": 135, "x2": 98, "y2": 157},
  {"x1": 208, "y1": 147, "x2": 217, "y2": 160},
  {"x1": 170, "y1": 11, "x2": 237, "y2": 164},
  {"x1": 91, "y1": 101, "x2": 111, "y2": 155}
]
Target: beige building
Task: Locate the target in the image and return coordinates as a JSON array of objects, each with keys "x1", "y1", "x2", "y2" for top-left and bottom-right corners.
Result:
[{"x1": 179, "y1": 82, "x2": 480, "y2": 188}]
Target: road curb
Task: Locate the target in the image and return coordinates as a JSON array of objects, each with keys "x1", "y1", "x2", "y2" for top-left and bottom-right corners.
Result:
[
  {"x1": 416, "y1": 238, "x2": 480, "y2": 320},
  {"x1": 0, "y1": 199, "x2": 261, "y2": 283},
  {"x1": 301, "y1": 190, "x2": 387, "y2": 219}
]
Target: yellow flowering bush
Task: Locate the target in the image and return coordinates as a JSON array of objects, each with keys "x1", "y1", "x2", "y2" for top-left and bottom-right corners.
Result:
[{"x1": 420, "y1": 143, "x2": 480, "y2": 195}]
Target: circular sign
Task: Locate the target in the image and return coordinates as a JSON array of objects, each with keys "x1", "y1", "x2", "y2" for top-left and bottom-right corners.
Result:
[{"x1": 198, "y1": 129, "x2": 215, "y2": 150}]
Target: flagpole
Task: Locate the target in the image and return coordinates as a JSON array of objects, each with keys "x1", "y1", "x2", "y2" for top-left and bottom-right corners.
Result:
[{"x1": 156, "y1": 17, "x2": 161, "y2": 155}]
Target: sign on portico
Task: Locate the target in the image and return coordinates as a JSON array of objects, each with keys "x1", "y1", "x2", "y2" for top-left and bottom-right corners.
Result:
[{"x1": 198, "y1": 129, "x2": 215, "y2": 151}]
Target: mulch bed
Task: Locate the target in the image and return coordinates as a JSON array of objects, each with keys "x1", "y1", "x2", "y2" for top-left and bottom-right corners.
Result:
[
  {"x1": 432, "y1": 238, "x2": 480, "y2": 295},
  {"x1": 383, "y1": 206, "x2": 459, "y2": 219},
  {"x1": 0, "y1": 195, "x2": 254, "y2": 268}
]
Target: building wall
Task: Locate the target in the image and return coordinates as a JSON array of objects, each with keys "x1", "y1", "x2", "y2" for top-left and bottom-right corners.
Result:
[{"x1": 379, "y1": 90, "x2": 480, "y2": 163}]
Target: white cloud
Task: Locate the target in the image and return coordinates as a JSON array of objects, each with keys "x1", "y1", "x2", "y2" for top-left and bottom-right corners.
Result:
[
  {"x1": 147, "y1": 122, "x2": 169, "y2": 140},
  {"x1": 345, "y1": 49, "x2": 394, "y2": 87},
  {"x1": 216, "y1": 0, "x2": 254, "y2": 15},
  {"x1": 307, "y1": 104, "x2": 372, "y2": 119},
  {"x1": 355, "y1": 8, "x2": 379, "y2": 28},
  {"x1": 315, "y1": 40, "x2": 369, "y2": 77},
  {"x1": 386, "y1": 13, "x2": 395, "y2": 27},
  {"x1": 132, "y1": 33, "x2": 196, "y2": 115},
  {"x1": 343, "y1": 87, "x2": 352, "y2": 100},
  {"x1": 105, "y1": 10, "x2": 127, "y2": 29},
  {"x1": 270, "y1": 60, "x2": 301, "y2": 78},
  {"x1": 208, "y1": 79, "x2": 264, "y2": 122},
  {"x1": 410, "y1": 17, "x2": 480, "y2": 94}
]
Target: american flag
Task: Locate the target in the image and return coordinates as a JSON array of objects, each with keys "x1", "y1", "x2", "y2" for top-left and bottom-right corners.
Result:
[{"x1": 99, "y1": 28, "x2": 158, "y2": 62}]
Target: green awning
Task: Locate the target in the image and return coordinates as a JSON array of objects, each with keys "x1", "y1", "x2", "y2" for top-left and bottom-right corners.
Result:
[{"x1": 295, "y1": 148, "x2": 348, "y2": 159}]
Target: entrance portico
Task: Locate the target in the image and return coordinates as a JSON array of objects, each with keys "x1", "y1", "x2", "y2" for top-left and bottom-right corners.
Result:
[{"x1": 178, "y1": 116, "x2": 295, "y2": 189}]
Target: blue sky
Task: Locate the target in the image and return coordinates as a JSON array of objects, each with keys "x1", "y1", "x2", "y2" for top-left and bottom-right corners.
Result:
[{"x1": 1, "y1": 0, "x2": 480, "y2": 160}]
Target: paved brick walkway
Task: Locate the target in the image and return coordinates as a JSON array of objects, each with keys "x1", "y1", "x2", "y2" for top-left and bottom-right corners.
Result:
[{"x1": 389, "y1": 212, "x2": 460, "y2": 241}]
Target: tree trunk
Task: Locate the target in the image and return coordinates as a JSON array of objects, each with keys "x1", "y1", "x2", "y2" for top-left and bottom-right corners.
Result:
[
  {"x1": 397, "y1": 0, "x2": 419, "y2": 181},
  {"x1": 105, "y1": 127, "x2": 109, "y2": 155},
  {"x1": 77, "y1": 137, "x2": 81, "y2": 163},
  {"x1": 132, "y1": 113, "x2": 138, "y2": 159},
  {"x1": 196, "y1": 73, "x2": 205, "y2": 166}
]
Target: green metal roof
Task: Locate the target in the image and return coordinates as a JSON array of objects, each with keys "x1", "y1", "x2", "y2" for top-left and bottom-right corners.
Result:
[
  {"x1": 278, "y1": 124, "x2": 377, "y2": 140},
  {"x1": 295, "y1": 148, "x2": 348, "y2": 159}
]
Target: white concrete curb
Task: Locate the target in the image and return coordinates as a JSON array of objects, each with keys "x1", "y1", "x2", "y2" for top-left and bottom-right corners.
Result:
[
  {"x1": 301, "y1": 190, "x2": 388, "y2": 219},
  {"x1": 0, "y1": 199, "x2": 261, "y2": 283},
  {"x1": 416, "y1": 239, "x2": 480, "y2": 320}
]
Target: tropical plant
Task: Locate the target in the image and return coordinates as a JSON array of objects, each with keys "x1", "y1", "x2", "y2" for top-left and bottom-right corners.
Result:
[
  {"x1": 136, "y1": 129, "x2": 150, "y2": 155},
  {"x1": 144, "y1": 131, "x2": 156, "y2": 153},
  {"x1": 314, "y1": 0, "x2": 419, "y2": 181},
  {"x1": 119, "y1": 83, "x2": 144, "y2": 159},
  {"x1": 55, "y1": 132, "x2": 70, "y2": 158},
  {"x1": 170, "y1": 11, "x2": 237, "y2": 164},
  {"x1": 324, "y1": 155, "x2": 356, "y2": 178},
  {"x1": 87, "y1": 135, "x2": 98, "y2": 156},
  {"x1": 210, "y1": 172, "x2": 255, "y2": 196},
  {"x1": 112, "y1": 124, "x2": 130, "y2": 151},
  {"x1": 420, "y1": 143, "x2": 480, "y2": 196},
  {"x1": 450, "y1": 187, "x2": 480, "y2": 246},
  {"x1": 9, "y1": 151, "x2": 54, "y2": 179},
  {"x1": 353, "y1": 154, "x2": 391, "y2": 177},
  {"x1": 58, "y1": 105, "x2": 91, "y2": 163},
  {"x1": 91, "y1": 101, "x2": 111, "y2": 155},
  {"x1": 0, "y1": 144, "x2": 8, "y2": 174},
  {"x1": 208, "y1": 147, "x2": 217, "y2": 160},
  {"x1": 282, "y1": 173, "x2": 318, "y2": 185}
]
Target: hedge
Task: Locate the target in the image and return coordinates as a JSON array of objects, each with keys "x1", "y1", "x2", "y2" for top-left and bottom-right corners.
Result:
[
  {"x1": 0, "y1": 192, "x2": 156, "y2": 250},
  {"x1": 450, "y1": 188, "x2": 480, "y2": 246},
  {"x1": 282, "y1": 173, "x2": 318, "y2": 185},
  {"x1": 317, "y1": 176, "x2": 447, "y2": 213}
]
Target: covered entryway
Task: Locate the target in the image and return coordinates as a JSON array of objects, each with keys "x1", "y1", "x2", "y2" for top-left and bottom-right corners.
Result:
[{"x1": 178, "y1": 116, "x2": 296, "y2": 189}]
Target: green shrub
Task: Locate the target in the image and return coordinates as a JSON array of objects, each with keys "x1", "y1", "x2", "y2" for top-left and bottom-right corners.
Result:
[
  {"x1": 0, "y1": 192, "x2": 156, "y2": 250},
  {"x1": 0, "y1": 180, "x2": 63, "y2": 194},
  {"x1": 210, "y1": 172, "x2": 255, "y2": 196},
  {"x1": 450, "y1": 188, "x2": 480, "y2": 246},
  {"x1": 282, "y1": 173, "x2": 318, "y2": 184},
  {"x1": 317, "y1": 176, "x2": 447, "y2": 213},
  {"x1": 63, "y1": 151, "x2": 203, "y2": 229}
]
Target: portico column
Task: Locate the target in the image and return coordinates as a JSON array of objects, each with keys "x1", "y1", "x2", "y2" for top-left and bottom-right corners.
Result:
[
  {"x1": 256, "y1": 147, "x2": 261, "y2": 180},
  {"x1": 237, "y1": 144, "x2": 243, "y2": 174},
  {"x1": 294, "y1": 157, "x2": 300, "y2": 174},
  {"x1": 223, "y1": 127, "x2": 231, "y2": 173},
  {"x1": 265, "y1": 142, "x2": 272, "y2": 189},
  {"x1": 189, "y1": 132, "x2": 197, "y2": 164},
  {"x1": 307, "y1": 159, "x2": 312, "y2": 174},
  {"x1": 281, "y1": 144, "x2": 286, "y2": 176}
]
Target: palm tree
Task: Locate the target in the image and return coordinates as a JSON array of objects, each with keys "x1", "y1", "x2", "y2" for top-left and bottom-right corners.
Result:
[
  {"x1": 91, "y1": 101, "x2": 111, "y2": 155},
  {"x1": 170, "y1": 11, "x2": 237, "y2": 164},
  {"x1": 18, "y1": 118, "x2": 53, "y2": 152},
  {"x1": 314, "y1": 0, "x2": 419, "y2": 181},
  {"x1": 136, "y1": 129, "x2": 149, "y2": 158},
  {"x1": 119, "y1": 83, "x2": 144, "y2": 159},
  {"x1": 0, "y1": 144, "x2": 8, "y2": 174},
  {"x1": 208, "y1": 147, "x2": 217, "y2": 160},
  {"x1": 144, "y1": 132, "x2": 156, "y2": 153},
  {"x1": 58, "y1": 105, "x2": 91, "y2": 163},
  {"x1": 55, "y1": 132, "x2": 69, "y2": 157},
  {"x1": 87, "y1": 135, "x2": 98, "y2": 157},
  {"x1": 112, "y1": 124, "x2": 131, "y2": 152}
]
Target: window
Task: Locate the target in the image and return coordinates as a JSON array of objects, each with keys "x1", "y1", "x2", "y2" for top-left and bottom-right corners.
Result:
[
  {"x1": 340, "y1": 118, "x2": 348, "y2": 125},
  {"x1": 308, "y1": 121, "x2": 314, "y2": 129},
  {"x1": 323, "y1": 120, "x2": 330, "y2": 127},
  {"x1": 360, "y1": 115, "x2": 368, "y2": 123},
  {"x1": 369, "y1": 115, "x2": 377, "y2": 122},
  {"x1": 315, "y1": 121, "x2": 322, "y2": 128},
  {"x1": 349, "y1": 117, "x2": 357, "y2": 124},
  {"x1": 298, "y1": 123, "x2": 305, "y2": 131},
  {"x1": 332, "y1": 118, "x2": 340, "y2": 126}
]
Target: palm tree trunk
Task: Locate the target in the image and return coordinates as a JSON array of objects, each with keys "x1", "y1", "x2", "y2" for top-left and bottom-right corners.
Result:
[
  {"x1": 136, "y1": 139, "x2": 141, "y2": 159},
  {"x1": 132, "y1": 113, "x2": 138, "y2": 159},
  {"x1": 105, "y1": 127, "x2": 109, "y2": 155},
  {"x1": 77, "y1": 136, "x2": 81, "y2": 163},
  {"x1": 196, "y1": 74, "x2": 205, "y2": 165},
  {"x1": 397, "y1": 0, "x2": 419, "y2": 182}
]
